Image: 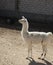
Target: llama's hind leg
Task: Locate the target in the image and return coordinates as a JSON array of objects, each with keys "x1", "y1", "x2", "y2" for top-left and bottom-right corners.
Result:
[
  {"x1": 43, "y1": 45, "x2": 47, "y2": 59},
  {"x1": 38, "y1": 40, "x2": 47, "y2": 60},
  {"x1": 38, "y1": 40, "x2": 44, "y2": 59},
  {"x1": 41, "y1": 43, "x2": 47, "y2": 60}
]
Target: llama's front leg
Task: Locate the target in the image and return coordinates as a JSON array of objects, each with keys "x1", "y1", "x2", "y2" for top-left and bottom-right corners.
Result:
[{"x1": 28, "y1": 43, "x2": 32, "y2": 58}]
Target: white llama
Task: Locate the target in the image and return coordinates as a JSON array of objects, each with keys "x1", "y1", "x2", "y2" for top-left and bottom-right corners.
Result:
[{"x1": 18, "y1": 16, "x2": 52, "y2": 59}]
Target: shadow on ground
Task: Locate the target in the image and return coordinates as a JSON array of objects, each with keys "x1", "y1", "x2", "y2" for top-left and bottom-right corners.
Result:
[{"x1": 26, "y1": 58, "x2": 52, "y2": 65}]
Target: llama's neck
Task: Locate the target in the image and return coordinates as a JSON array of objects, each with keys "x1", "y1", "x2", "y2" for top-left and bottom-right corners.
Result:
[{"x1": 21, "y1": 21, "x2": 29, "y2": 34}]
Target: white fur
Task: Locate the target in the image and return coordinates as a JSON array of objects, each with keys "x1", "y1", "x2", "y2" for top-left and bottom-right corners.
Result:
[{"x1": 18, "y1": 16, "x2": 52, "y2": 59}]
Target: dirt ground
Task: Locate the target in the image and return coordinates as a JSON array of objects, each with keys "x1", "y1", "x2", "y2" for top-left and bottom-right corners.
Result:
[{"x1": 0, "y1": 27, "x2": 53, "y2": 65}]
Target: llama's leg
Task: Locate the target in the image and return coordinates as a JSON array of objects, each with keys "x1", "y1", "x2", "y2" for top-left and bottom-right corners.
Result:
[
  {"x1": 42, "y1": 45, "x2": 45, "y2": 59},
  {"x1": 40, "y1": 40, "x2": 44, "y2": 57},
  {"x1": 43, "y1": 44, "x2": 47, "y2": 58},
  {"x1": 41, "y1": 42, "x2": 47, "y2": 59},
  {"x1": 38, "y1": 39, "x2": 47, "y2": 60},
  {"x1": 28, "y1": 43, "x2": 32, "y2": 58},
  {"x1": 31, "y1": 44, "x2": 32, "y2": 58}
]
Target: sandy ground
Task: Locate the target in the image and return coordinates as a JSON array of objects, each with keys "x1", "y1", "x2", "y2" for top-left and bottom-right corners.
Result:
[{"x1": 0, "y1": 27, "x2": 53, "y2": 65}]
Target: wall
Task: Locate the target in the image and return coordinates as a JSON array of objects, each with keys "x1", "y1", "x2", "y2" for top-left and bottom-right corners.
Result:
[
  {"x1": 18, "y1": 0, "x2": 53, "y2": 15},
  {"x1": 0, "y1": 0, "x2": 53, "y2": 14},
  {"x1": 0, "y1": 0, "x2": 15, "y2": 11}
]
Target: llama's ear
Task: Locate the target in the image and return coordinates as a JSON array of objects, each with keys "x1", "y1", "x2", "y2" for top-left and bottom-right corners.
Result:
[{"x1": 22, "y1": 16, "x2": 25, "y2": 19}]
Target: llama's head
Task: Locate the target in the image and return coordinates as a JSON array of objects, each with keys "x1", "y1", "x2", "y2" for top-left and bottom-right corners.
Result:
[{"x1": 18, "y1": 16, "x2": 28, "y2": 24}]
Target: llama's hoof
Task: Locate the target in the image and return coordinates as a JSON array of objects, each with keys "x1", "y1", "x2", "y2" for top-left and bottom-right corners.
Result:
[
  {"x1": 26, "y1": 57, "x2": 29, "y2": 59},
  {"x1": 26, "y1": 57, "x2": 30, "y2": 59},
  {"x1": 41, "y1": 57, "x2": 45, "y2": 60},
  {"x1": 38, "y1": 57, "x2": 41, "y2": 59},
  {"x1": 26, "y1": 57, "x2": 33, "y2": 60},
  {"x1": 38, "y1": 57, "x2": 44, "y2": 60},
  {"x1": 41, "y1": 58, "x2": 44, "y2": 60},
  {"x1": 41, "y1": 53, "x2": 43, "y2": 56}
]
